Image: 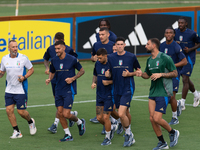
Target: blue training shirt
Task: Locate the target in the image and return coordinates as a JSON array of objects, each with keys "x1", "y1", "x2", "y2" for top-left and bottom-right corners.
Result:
[
  {"x1": 50, "y1": 54, "x2": 82, "y2": 96},
  {"x1": 108, "y1": 51, "x2": 141, "y2": 95},
  {"x1": 93, "y1": 61, "x2": 113, "y2": 99},
  {"x1": 174, "y1": 28, "x2": 200, "y2": 65},
  {"x1": 92, "y1": 41, "x2": 114, "y2": 56},
  {"x1": 96, "y1": 30, "x2": 117, "y2": 43},
  {"x1": 160, "y1": 41, "x2": 186, "y2": 73},
  {"x1": 43, "y1": 44, "x2": 78, "y2": 84}
]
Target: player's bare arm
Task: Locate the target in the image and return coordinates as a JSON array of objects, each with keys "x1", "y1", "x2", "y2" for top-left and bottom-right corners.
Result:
[
  {"x1": 0, "y1": 70, "x2": 5, "y2": 78},
  {"x1": 18, "y1": 67, "x2": 34, "y2": 82},
  {"x1": 91, "y1": 75, "x2": 97, "y2": 89},
  {"x1": 141, "y1": 72, "x2": 150, "y2": 79},
  {"x1": 184, "y1": 43, "x2": 200, "y2": 53},
  {"x1": 151, "y1": 70, "x2": 177, "y2": 81},
  {"x1": 46, "y1": 72, "x2": 55, "y2": 85},
  {"x1": 174, "y1": 57, "x2": 187, "y2": 67},
  {"x1": 102, "y1": 80, "x2": 113, "y2": 86},
  {"x1": 105, "y1": 69, "x2": 111, "y2": 78},
  {"x1": 44, "y1": 60, "x2": 50, "y2": 75},
  {"x1": 65, "y1": 68, "x2": 85, "y2": 84}
]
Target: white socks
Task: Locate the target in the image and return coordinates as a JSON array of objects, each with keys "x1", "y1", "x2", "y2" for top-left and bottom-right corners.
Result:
[
  {"x1": 105, "y1": 131, "x2": 111, "y2": 140},
  {"x1": 193, "y1": 90, "x2": 199, "y2": 98},
  {"x1": 54, "y1": 118, "x2": 59, "y2": 127},
  {"x1": 64, "y1": 128, "x2": 71, "y2": 136},
  {"x1": 76, "y1": 118, "x2": 82, "y2": 125},
  {"x1": 172, "y1": 111, "x2": 178, "y2": 119}
]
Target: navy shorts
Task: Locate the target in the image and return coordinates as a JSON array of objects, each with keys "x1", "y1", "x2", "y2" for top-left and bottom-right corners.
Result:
[
  {"x1": 51, "y1": 82, "x2": 56, "y2": 97},
  {"x1": 96, "y1": 95, "x2": 113, "y2": 111},
  {"x1": 172, "y1": 76, "x2": 180, "y2": 93},
  {"x1": 5, "y1": 93, "x2": 27, "y2": 110},
  {"x1": 114, "y1": 93, "x2": 133, "y2": 109},
  {"x1": 180, "y1": 62, "x2": 193, "y2": 77},
  {"x1": 55, "y1": 92, "x2": 74, "y2": 109},
  {"x1": 149, "y1": 96, "x2": 170, "y2": 114}
]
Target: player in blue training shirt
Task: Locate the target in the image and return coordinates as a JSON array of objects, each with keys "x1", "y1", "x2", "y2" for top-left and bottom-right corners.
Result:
[
  {"x1": 160, "y1": 27, "x2": 187, "y2": 125},
  {"x1": 174, "y1": 17, "x2": 200, "y2": 109},
  {"x1": 96, "y1": 19, "x2": 117, "y2": 43},
  {"x1": 91, "y1": 48, "x2": 118, "y2": 146},
  {"x1": 91, "y1": 27, "x2": 114, "y2": 62},
  {"x1": 105, "y1": 37, "x2": 140, "y2": 147},
  {"x1": 43, "y1": 32, "x2": 78, "y2": 133},
  {"x1": 45, "y1": 40, "x2": 86, "y2": 142}
]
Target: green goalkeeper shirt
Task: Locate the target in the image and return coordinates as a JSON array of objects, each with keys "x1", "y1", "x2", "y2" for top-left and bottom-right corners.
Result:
[{"x1": 145, "y1": 52, "x2": 176, "y2": 97}]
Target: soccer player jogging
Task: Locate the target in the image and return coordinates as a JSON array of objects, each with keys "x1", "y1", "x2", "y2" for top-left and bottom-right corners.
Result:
[
  {"x1": 91, "y1": 27, "x2": 115, "y2": 62},
  {"x1": 91, "y1": 48, "x2": 117, "y2": 146},
  {"x1": 105, "y1": 37, "x2": 140, "y2": 147},
  {"x1": 160, "y1": 27, "x2": 187, "y2": 125},
  {"x1": 43, "y1": 32, "x2": 78, "y2": 133},
  {"x1": 45, "y1": 40, "x2": 86, "y2": 142},
  {"x1": 96, "y1": 18, "x2": 117, "y2": 43},
  {"x1": 0, "y1": 40, "x2": 37, "y2": 138},
  {"x1": 136, "y1": 38, "x2": 180, "y2": 150},
  {"x1": 174, "y1": 17, "x2": 200, "y2": 109}
]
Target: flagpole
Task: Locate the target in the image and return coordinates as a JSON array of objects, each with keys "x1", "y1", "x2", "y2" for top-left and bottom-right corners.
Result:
[{"x1": 15, "y1": 0, "x2": 19, "y2": 16}]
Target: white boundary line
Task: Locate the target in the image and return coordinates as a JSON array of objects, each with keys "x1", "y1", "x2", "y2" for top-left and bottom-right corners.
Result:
[{"x1": 0, "y1": 92, "x2": 198, "y2": 110}]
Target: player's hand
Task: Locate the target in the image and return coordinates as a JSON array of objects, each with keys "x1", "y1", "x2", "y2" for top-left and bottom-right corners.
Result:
[
  {"x1": 45, "y1": 79, "x2": 51, "y2": 85},
  {"x1": 65, "y1": 77, "x2": 75, "y2": 84},
  {"x1": 136, "y1": 68, "x2": 142, "y2": 77},
  {"x1": 183, "y1": 47, "x2": 189, "y2": 53},
  {"x1": 150, "y1": 73, "x2": 162, "y2": 81},
  {"x1": 176, "y1": 41, "x2": 180, "y2": 44},
  {"x1": 91, "y1": 54, "x2": 98, "y2": 62},
  {"x1": 91, "y1": 83, "x2": 96, "y2": 89},
  {"x1": 45, "y1": 69, "x2": 49, "y2": 75},
  {"x1": 122, "y1": 69, "x2": 130, "y2": 77},
  {"x1": 18, "y1": 75, "x2": 25, "y2": 82},
  {"x1": 105, "y1": 69, "x2": 111, "y2": 78}
]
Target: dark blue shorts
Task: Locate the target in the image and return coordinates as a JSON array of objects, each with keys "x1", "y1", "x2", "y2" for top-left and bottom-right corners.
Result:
[
  {"x1": 55, "y1": 92, "x2": 74, "y2": 109},
  {"x1": 114, "y1": 93, "x2": 133, "y2": 109},
  {"x1": 180, "y1": 62, "x2": 193, "y2": 77},
  {"x1": 149, "y1": 96, "x2": 170, "y2": 114},
  {"x1": 172, "y1": 76, "x2": 180, "y2": 93},
  {"x1": 5, "y1": 93, "x2": 27, "y2": 110},
  {"x1": 51, "y1": 82, "x2": 56, "y2": 97},
  {"x1": 96, "y1": 95, "x2": 113, "y2": 111}
]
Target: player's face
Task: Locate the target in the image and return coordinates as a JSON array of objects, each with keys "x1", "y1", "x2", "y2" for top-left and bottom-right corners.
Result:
[
  {"x1": 99, "y1": 30, "x2": 109, "y2": 44},
  {"x1": 55, "y1": 44, "x2": 65, "y2": 57},
  {"x1": 99, "y1": 21, "x2": 109, "y2": 29},
  {"x1": 178, "y1": 19, "x2": 187, "y2": 31},
  {"x1": 113, "y1": 45, "x2": 117, "y2": 53},
  {"x1": 145, "y1": 40, "x2": 153, "y2": 53},
  {"x1": 165, "y1": 29, "x2": 175, "y2": 42},
  {"x1": 97, "y1": 54, "x2": 107, "y2": 64},
  {"x1": 8, "y1": 41, "x2": 18, "y2": 56},
  {"x1": 116, "y1": 41, "x2": 125, "y2": 53}
]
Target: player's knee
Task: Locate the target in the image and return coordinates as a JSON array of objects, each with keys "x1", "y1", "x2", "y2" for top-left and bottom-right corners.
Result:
[
  {"x1": 149, "y1": 115, "x2": 154, "y2": 123},
  {"x1": 17, "y1": 109, "x2": 26, "y2": 117},
  {"x1": 6, "y1": 108, "x2": 13, "y2": 116},
  {"x1": 118, "y1": 112, "x2": 125, "y2": 119},
  {"x1": 96, "y1": 115, "x2": 102, "y2": 122}
]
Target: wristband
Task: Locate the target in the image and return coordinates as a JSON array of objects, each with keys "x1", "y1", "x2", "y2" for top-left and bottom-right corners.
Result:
[{"x1": 23, "y1": 76, "x2": 27, "y2": 80}]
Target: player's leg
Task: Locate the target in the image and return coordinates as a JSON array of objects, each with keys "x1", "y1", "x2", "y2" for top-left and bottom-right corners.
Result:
[
  {"x1": 149, "y1": 98, "x2": 169, "y2": 150},
  {"x1": 169, "y1": 92, "x2": 179, "y2": 125},
  {"x1": 15, "y1": 94, "x2": 37, "y2": 136},
  {"x1": 188, "y1": 78, "x2": 200, "y2": 107}
]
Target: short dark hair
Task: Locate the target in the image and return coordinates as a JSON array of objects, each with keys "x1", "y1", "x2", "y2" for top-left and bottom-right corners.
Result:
[
  {"x1": 165, "y1": 27, "x2": 176, "y2": 34},
  {"x1": 178, "y1": 16, "x2": 187, "y2": 23},
  {"x1": 55, "y1": 32, "x2": 64, "y2": 40},
  {"x1": 99, "y1": 27, "x2": 109, "y2": 33},
  {"x1": 116, "y1": 37, "x2": 125, "y2": 43},
  {"x1": 149, "y1": 38, "x2": 160, "y2": 49},
  {"x1": 96, "y1": 48, "x2": 107, "y2": 56},
  {"x1": 9, "y1": 40, "x2": 17, "y2": 44},
  {"x1": 98, "y1": 19, "x2": 111, "y2": 30},
  {"x1": 55, "y1": 40, "x2": 65, "y2": 46}
]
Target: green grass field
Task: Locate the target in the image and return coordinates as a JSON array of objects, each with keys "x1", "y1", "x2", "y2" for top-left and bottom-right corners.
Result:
[
  {"x1": 0, "y1": 0, "x2": 200, "y2": 17},
  {"x1": 0, "y1": 54, "x2": 200, "y2": 150}
]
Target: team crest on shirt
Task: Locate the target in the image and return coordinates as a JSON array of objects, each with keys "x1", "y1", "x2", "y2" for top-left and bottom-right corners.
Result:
[
  {"x1": 119, "y1": 60, "x2": 123, "y2": 66},
  {"x1": 60, "y1": 63, "x2": 63, "y2": 69},
  {"x1": 101, "y1": 68, "x2": 105, "y2": 74},
  {"x1": 179, "y1": 36, "x2": 183, "y2": 41},
  {"x1": 156, "y1": 61, "x2": 159, "y2": 66},
  {"x1": 17, "y1": 61, "x2": 20, "y2": 66},
  {"x1": 164, "y1": 48, "x2": 168, "y2": 54}
]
